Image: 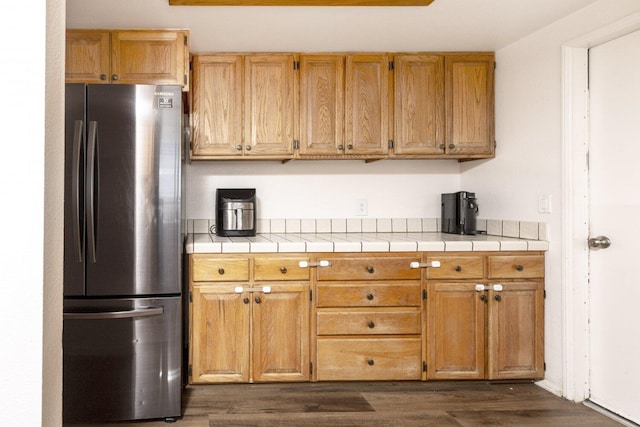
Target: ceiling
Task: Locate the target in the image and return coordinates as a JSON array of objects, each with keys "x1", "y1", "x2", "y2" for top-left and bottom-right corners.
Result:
[{"x1": 66, "y1": 0, "x2": 602, "y2": 52}]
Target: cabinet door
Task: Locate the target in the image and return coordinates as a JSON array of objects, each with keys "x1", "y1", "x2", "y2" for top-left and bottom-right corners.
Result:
[
  {"x1": 487, "y1": 281, "x2": 544, "y2": 380},
  {"x1": 190, "y1": 286, "x2": 250, "y2": 383},
  {"x1": 65, "y1": 30, "x2": 110, "y2": 84},
  {"x1": 345, "y1": 54, "x2": 389, "y2": 155},
  {"x1": 445, "y1": 54, "x2": 494, "y2": 157},
  {"x1": 252, "y1": 284, "x2": 310, "y2": 382},
  {"x1": 298, "y1": 55, "x2": 344, "y2": 156},
  {"x1": 427, "y1": 282, "x2": 485, "y2": 379},
  {"x1": 393, "y1": 54, "x2": 444, "y2": 155},
  {"x1": 111, "y1": 30, "x2": 188, "y2": 87},
  {"x1": 191, "y1": 54, "x2": 244, "y2": 157},
  {"x1": 244, "y1": 54, "x2": 296, "y2": 157}
]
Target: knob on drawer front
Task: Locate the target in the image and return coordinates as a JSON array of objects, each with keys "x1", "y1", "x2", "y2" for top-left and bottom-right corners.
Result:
[{"x1": 367, "y1": 359, "x2": 375, "y2": 366}]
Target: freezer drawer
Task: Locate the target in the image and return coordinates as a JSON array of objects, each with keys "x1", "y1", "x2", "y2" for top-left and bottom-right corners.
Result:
[{"x1": 63, "y1": 296, "x2": 182, "y2": 422}]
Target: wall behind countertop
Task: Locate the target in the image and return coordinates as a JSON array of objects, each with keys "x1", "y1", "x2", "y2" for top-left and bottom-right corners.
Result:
[{"x1": 186, "y1": 159, "x2": 461, "y2": 219}]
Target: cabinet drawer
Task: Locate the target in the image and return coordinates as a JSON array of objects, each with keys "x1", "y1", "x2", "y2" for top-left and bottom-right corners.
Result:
[
  {"x1": 254, "y1": 257, "x2": 310, "y2": 281},
  {"x1": 316, "y1": 338, "x2": 421, "y2": 380},
  {"x1": 426, "y1": 255, "x2": 484, "y2": 279},
  {"x1": 191, "y1": 256, "x2": 250, "y2": 282},
  {"x1": 488, "y1": 255, "x2": 544, "y2": 279},
  {"x1": 317, "y1": 309, "x2": 421, "y2": 335},
  {"x1": 317, "y1": 257, "x2": 419, "y2": 281},
  {"x1": 316, "y1": 283, "x2": 421, "y2": 307}
]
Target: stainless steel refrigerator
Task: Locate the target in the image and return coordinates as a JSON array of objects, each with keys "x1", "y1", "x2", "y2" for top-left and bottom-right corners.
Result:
[{"x1": 63, "y1": 84, "x2": 183, "y2": 423}]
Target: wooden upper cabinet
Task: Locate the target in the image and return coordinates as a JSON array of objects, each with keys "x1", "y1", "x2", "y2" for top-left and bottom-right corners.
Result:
[
  {"x1": 445, "y1": 54, "x2": 495, "y2": 157},
  {"x1": 244, "y1": 54, "x2": 296, "y2": 157},
  {"x1": 298, "y1": 55, "x2": 345, "y2": 157},
  {"x1": 393, "y1": 54, "x2": 445, "y2": 156},
  {"x1": 65, "y1": 29, "x2": 190, "y2": 90},
  {"x1": 344, "y1": 54, "x2": 389, "y2": 156},
  {"x1": 65, "y1": 30, "x2": 110, "y2": 84},
  {"x1": 111, "y1": 30, "x2": 189, "y2": 87},
  {"x1": 191, "y1": 54, "x2": 244, "y2": 157}
]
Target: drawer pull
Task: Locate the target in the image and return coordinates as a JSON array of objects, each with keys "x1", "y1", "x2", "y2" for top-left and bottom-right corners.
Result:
[
  {"x1": 410, "y1": 261, "x2": 441, "y2": 269},
  {"x1": 480, "y1": 294, "x2": 487, "y2": 302},
  {"x1": 234, "y1": 286, "x2": 272, "y2": 294},
  {"x1": 366, "y1": 293, "x2": 374, "y2": 301},
  {"x1": 455, "y1": 265, "x2": 462, "y2": 272},
  {"x1": 280, "y1": 266, "x2": 288, "y2": 274},
  {"x1": 516, "y1": 264, "x2": 524, "y2": 271},
  {"x1": 367, "y1": 321, "x2": 375, "y2": 329},
  {"x1": 495, "y1": 294, "x2": 502, "y2": 302},
  {"x1": 255, "y1": 296, "x2": 262, "y2": 304},
  {"x1": 299, "y1": 260, "x2": 330, "y2": 268},
  {"x1": 367, "y1": 359, "x2": 375, "y2": 366},
  {"x1": 367, "y1": 266, "x2": 375, "y2": 274},
  {"x1": 243, "y1": 297, "x2": 250, "y2": 304},
  {"x1": 218, "y1": 268, "x2": 225, "y2": 275}
]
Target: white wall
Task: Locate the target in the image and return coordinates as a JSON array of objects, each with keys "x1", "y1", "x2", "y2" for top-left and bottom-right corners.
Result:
[
  {"x1": 0, "y1": 0, "x2": 64, "y2": 425},
  {"x1": 461, "y1": 0, "x2": 640, "y2": 395}
]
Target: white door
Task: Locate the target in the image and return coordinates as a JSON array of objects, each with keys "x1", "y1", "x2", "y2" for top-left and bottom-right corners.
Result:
[{"x1": 588, "y1": 29, "x2": 640, "y2": 424}]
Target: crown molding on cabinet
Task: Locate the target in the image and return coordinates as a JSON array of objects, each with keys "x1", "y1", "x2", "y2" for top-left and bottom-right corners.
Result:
[{"x1": 169, "y1": 0, "x2": 435, "y2": 5}]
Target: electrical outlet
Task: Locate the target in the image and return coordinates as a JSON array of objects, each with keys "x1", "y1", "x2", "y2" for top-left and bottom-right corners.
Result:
[{"x1": 356, "y1": 199, "x2": 368, "y2": 216}]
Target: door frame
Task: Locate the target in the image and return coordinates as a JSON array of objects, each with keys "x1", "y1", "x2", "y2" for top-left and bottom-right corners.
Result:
[{"x1": 561, "y1": 12, "x2": 640, "y2": 403}]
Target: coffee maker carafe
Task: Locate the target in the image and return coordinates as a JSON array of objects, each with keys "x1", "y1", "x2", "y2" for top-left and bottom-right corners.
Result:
[
  {"x1": 441, "y1": 191, "x2": 479, "y2": 235},
  {"x1": 216, "y1": 189, "x2": 256, "y2": 237}
]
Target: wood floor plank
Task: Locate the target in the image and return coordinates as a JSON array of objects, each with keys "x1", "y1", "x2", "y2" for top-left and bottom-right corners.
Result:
[{"x1": 72, "y1": 381, "x2": 623, "y2": 426}]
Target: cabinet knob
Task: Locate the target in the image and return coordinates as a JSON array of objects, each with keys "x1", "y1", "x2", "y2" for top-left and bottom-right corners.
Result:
[
  {"x1": 338, "y1": 144, "x2": 344, "y2": 150},
  {"x1": 255, "y1": 296, "x2": 262, "y2": 304},
  {"x1": 495, "y1": 294, "x2": 502, "y2": 302},
  {"x1": 516, "y1": 264, "x2": 524, "y2": 271},
  {"x1": 367, "y1": 359, "x2": 375, "y2": 366},
  {"x1": 246, "y1": 145, "x2": 252, "y2": 151},
  {"x1": 243, "y1": 297, "x2": 250, "y2": 304},
  {"x1": 280, "y1": 266, "x2": 287, "y2": 274},
  {"x1": 449, "y1": 143, "x2": 456, "y2": 149},
  {"x1": 235, "y1": 144, "x2": 242, "y2": 151},
  {"x1": 366, "y1": 293, "x2": 374, "y2": 301},
  {"x1": 367, "y1": 321, "x2": 375, "y2": 329},
  {"x1": 347, "y1": 144, "x2": 353, "y2": 150},
  {"x1": 218, "y1": 268, "x2": 225, "y2": 275},
  {"x1": 480, "y1": 294, "x2": 487, "y2": 302},
  {"x1": 367, "y1": 266, "x2": 375, "y2": 274},
  {"x1": 99, "y1": 74, "x2": 107, "y2": 81},
  {"x1": 455, "y1": 265, "x2": 462, "y2": 272},
  {"x1": 439, "y1": 144, "x2": 445, "y2": 150},
  {"x1": 111, "y1": 74, "x2": 118, "y2": 81}
]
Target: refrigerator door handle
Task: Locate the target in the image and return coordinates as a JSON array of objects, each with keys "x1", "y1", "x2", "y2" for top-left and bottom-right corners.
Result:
[
  {"x1": 86, "y1": 121, "x2": 98, "y2": 263},
  {"x1": 71, "y1": 119, "x2": 84, "y2": 262},
  {"x1": 63, "y1": 306, "x2": 164, "y2": 320}
]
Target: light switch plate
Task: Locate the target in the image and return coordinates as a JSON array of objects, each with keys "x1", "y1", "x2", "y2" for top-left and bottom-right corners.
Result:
[{"x1": 538, "y1": 195, "x2": 552, "y2": 214}]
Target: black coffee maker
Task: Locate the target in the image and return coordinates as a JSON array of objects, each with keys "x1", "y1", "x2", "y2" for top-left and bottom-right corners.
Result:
[{"x1": 441, "y1": 191, "x2": 479, "y2": 235}]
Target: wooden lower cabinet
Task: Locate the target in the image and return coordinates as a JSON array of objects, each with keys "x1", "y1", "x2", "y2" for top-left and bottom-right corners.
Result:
[
  {"x1": 190, "y1": 283, "x2": 310, "y2": 383},
  {"x1": 190, "y1": 251, "x2": 544, "y2": 384},
  {"x1": 425, "y1": 252, "x2": 545, "y2": 380}
]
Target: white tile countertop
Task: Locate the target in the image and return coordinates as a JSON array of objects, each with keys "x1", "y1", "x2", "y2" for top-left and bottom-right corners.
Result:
[{"x1": 185, "y1": 232, "x2": 549, "y2": 254}]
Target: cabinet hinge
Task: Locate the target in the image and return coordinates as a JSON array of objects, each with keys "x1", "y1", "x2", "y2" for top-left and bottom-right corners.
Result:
[
  {"x1": 422, "y1": 289, "x2": 427, "y2": 300},
  {"x1": 184, "y1": 74, "x2": 188, "y2": 86},
  {"x1": 422, "y1": 361, "x2": 427, "y2": 372},
  {"x1": 293, "y1": 140, "x2": 300, "y2": 150},
  {"x1": 388, "y1": 139, "x2": 394, "y2": 149},
  {"x1": 388, "y1": 61, "x2": 394, "y2": 71},
  {"x1": 294, "y1": 61, "x2": 300, "y2": 70},
  {"x1": 188, "y1": 364, "x2": 192, "y2": 377},
  {"x1": 544, "y1": 362, "x2": 546, "y2": 371},
  {"x1": 309, "y1": 362, "x2": 313, "y2": 374},
  {"x1": 494, "y1": 61, "x2": 496, "y2": 70},
  {"x1": 309, "y1": 289, "x2": 313, "y2": 301},
  {"x1": 189, "y1": 291, "x2": 192, "y2": 303},
  {"x1": 184, "y1": 35, "x2": 188, "y2": 46},
  {"x1": 494, "y1": 140, "x2": 497, "y2": 148}
]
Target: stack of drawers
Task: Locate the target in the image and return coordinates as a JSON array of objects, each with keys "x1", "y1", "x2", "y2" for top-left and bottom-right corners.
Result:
[{"x1": 312, "y1": 254, "x2": 423, "y2": 380}]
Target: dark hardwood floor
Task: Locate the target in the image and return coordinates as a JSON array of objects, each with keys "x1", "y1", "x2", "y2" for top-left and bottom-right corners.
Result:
[{"x1": 78, "y1": 381, "x2": 623, "y2": 426}]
